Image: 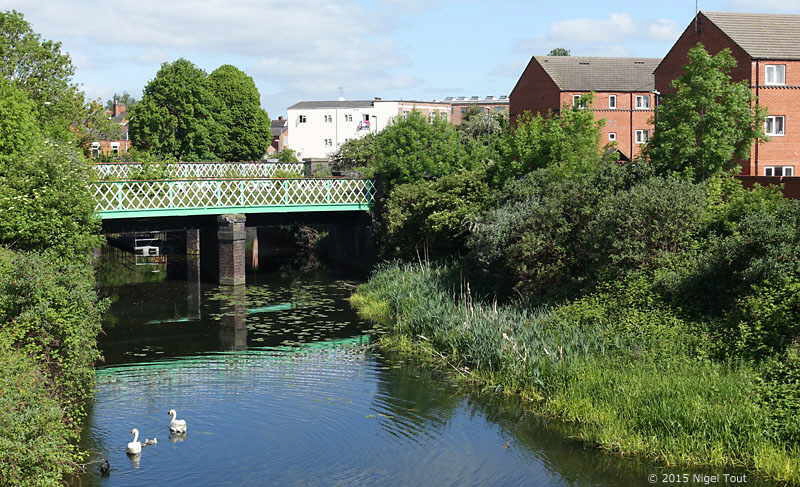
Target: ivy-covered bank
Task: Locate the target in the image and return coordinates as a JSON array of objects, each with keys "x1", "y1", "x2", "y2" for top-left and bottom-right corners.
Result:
[
  {"x1": 338, "y1": 45, "x2": 800, "y2": 483},
  {"x1": 0, "y1": 11, "x2": 108, "y2": 486}
]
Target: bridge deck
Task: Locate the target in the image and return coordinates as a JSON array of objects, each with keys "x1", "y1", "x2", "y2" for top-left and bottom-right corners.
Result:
[{"x1": 93, "y1": 178, "x2": 375, "y2": 220}]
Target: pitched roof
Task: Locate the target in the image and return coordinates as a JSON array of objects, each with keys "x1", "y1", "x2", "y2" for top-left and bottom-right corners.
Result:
[
  {"x1": 287, "y1": 100, "x2": 374, "y2": 110},
  {"x1": 702, "y1": 11, "x2": 800, "y2": 60},
  {"x1": 270, "y1": 119, "x2": 287, "y2": 137},
  {"x1": 534, "y1": 56, "x2": 660, "y2": 92}
]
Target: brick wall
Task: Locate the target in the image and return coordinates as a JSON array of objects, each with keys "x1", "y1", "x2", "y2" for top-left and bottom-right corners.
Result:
[
  {"x1": 510, "y1": 57, "x2": 560, "y2": 123},
  {"x1": 751, "y1": 61, "x2": 800, "y2": 176},
  {"x1": 560, "y1": 91, "x2": 655, "y2": 160},
  {"x1": 737, "y1": 175, "x2": 800, "y2": 199},
  {"x1": 654, "y1": 13, "x2": 751, "y2": 94}
]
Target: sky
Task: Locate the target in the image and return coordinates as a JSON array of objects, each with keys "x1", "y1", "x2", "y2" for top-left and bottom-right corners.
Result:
[{"x1": 2, "y1": 0, "x2": 800, "y2": 117}]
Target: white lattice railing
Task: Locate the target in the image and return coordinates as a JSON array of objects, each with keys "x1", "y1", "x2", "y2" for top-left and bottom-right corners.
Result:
[
  {"x1": 94, "y1": 162, "x2": 305, "y2": 179},
  {"x1": 93, "y1": 178, "x2": 375, "y2": 214}
]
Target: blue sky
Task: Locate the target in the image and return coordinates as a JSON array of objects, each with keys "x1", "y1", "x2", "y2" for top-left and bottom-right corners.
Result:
[{"x1": 2, "y1": 0, "x2": 799, "y2": 117}]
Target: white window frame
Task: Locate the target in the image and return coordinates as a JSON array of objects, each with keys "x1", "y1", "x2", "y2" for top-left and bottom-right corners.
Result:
[
  {"x1": 91, "y1": 142, "x2": 101, "y2": 158},
  {"x1": 635, "y1": 95, "x2": 650, "y2": 110},
  {"x1": 298, "y1": 114, "x2": 307, "y2": 124},
  {"x1": 765, "y1": 115, "x2": 785, "y2": 136},
  {"x1": 635, "y1": 129, "x2": 649, "y2": 144},
  {"x1": 323, "y1": 138, "x2": 333, "y2": 147},
  {"x1": 324, "y1": 114, "x2": 333, "y2": 123},
  {"x1": 608, "y1": 132, "x2": 617, "y2": 142},
  {"x1": 572, "y1": 94, "x2": 587, "y2": 109},
  {"x1": 344, "y1": 114, "x2": 353, "y2": 122},
  {"x1": 765, "y1": 64, "x2": 786, "y2": 86},
  {"x1": 609, "y1": 95, "x2": 617, "y2": 109},
  {"x1": 765, "y1": 165, "x2": 794, "y2": 176}
]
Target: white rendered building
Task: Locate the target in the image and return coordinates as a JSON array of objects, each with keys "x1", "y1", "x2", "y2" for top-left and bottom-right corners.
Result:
[{"x1": 286, "y1": 99, "x2": 451, "y2": 160}]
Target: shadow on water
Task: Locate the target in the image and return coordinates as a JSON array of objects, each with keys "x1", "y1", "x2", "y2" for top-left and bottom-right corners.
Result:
[{"x1": 75, "y1": 240, "x2": 782, "y2": 486}]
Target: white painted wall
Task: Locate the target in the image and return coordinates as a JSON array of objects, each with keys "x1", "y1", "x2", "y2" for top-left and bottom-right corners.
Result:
[{"x1": 286, "y1": 100, "x2": 451, "y2": 160}]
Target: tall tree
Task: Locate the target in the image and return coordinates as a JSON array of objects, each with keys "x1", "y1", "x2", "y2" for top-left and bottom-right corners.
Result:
[
  {"x1": 0, "y1": 78, "x2": 41, "y2": 161},
  {"x1": 0, "y1": 10, "x2": 85, "y2": 141},
  {"x1": 105, "y1": 91, "x2": 138, "y2": 111},
  {"x1": 645, "y1": 44, "x2": 765, "y2": 181},
  {"x1": 548, "y1": 48, "x2": 571, "y2": 56},
  {"x1": 129, "y1": 59, "x2": 224, "y2": 161},
  {"x1": 208, "y1": 65, "x2": 270, "y2": 161}
]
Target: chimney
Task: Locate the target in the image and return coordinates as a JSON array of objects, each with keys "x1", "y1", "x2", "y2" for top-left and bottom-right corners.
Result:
[
  {"x1": 374, "y1": 97, "x2": 382, "y2": 101},
  {"x1": 278, "y1": 116, "x2": 284, "y2": 121},
  {"x1": 113, "y1": 103, "x2": 127, "y2": 117}
]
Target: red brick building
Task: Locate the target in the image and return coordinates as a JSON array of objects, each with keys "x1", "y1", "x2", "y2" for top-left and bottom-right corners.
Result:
[
  {"x1": 656, "y1": 11, "x2": 800, "y2": 176},
  {"x1": 510, "y1": 56, "x2": 660, "y2": 160},
  {"x1": 91, "y1": 102, "x2": 131, "y2": 158},
  {"x1": 444, "y1": 96, "x2": 509, "y2": 124}
]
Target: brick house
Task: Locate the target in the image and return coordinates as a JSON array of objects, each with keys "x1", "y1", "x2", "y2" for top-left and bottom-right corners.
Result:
[
  {"x1": 91, "y1": 102, "x2": 131, "y2": 157},
  {"x1": 510, "y1": 56, "x2": 660, "y2": 160},
  {"x1": 268, "y1": 116, "x2": 288, "y2": 154},
  {"x1": 445, "y1": 96, "x2": 509, "y2": 124},
  {"x1": 656, "y1": 11, "x2": 800, "y2": 176}
]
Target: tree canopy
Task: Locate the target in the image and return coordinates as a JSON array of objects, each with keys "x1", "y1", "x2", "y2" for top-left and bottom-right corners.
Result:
[
  {"x1": 548, "y1": 48, "x2": 571, "y2": 56},
  {"x1": 208, "y1": 64, "x2": 271, "y2": 161},
  {"x1": 0, "y1": 10, "x2": 84, "y2": 141},
  {"x1": 645, "y1": 44, "x2": 765, "y2": 181},
  {"x1": 363, "y1": 111, "x2": 471, "y2": 188},
  {"x1": 0, "y1": 78, "x2": 41, "y2": 161},
  {"x1": 129, "y1": 59, "x2": 225, "y2": 161}
]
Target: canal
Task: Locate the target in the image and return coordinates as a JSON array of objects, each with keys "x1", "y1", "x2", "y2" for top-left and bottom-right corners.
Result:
[{"x1": 76, "y1": 243, "x2": 777, "y2": 486}]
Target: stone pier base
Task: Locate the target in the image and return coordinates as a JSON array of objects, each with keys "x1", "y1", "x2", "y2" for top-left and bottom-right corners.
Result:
[{"x1": 217, "y1": 214, "x2": 246, "y2": 286}]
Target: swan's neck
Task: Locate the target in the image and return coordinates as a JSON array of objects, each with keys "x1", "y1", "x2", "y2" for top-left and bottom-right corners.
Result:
[
  {"x1": 132, "y1": 430, "x2": 139, "y2": 442},
  {"x1": 170, "y1": 411, "x2": 176, "y2": 420}
]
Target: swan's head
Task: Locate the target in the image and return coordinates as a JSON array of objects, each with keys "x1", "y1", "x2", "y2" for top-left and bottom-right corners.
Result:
[
  {"x1": 168, "y1": 409, "x2": 176, "y2": 417},
  {"x1": 131, "y1": 428, "x2": 139, "y2": 435}
]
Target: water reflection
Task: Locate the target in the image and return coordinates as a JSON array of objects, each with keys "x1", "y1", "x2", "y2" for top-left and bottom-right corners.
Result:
[{"x1": 79, "y1": 244, "x2": 783, "y2": 487}]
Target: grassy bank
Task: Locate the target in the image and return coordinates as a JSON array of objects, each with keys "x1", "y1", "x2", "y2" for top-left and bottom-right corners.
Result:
[
  {"x1": 350, "y1": 262, "x2": 800, "y2": 483},
  {"x1": 0, "y1": 248, "x2": 105, "y2": 486}
]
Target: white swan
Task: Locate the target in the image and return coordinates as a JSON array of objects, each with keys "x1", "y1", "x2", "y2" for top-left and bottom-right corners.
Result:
[
  {"x1": 126, "y1": 428, "x2": 142, "y2": 455},
  {"x1": 168, "y1": 409, "x2": 187, "y2": 433}
]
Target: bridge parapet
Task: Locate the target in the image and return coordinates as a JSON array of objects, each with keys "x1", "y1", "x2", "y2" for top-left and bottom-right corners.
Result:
[
  {"x1": 93, "y1": 178, "x2": 375, "y2": 219},
  {"x1": 94, "y1": 162, "x2": 305, "y2": 180}
]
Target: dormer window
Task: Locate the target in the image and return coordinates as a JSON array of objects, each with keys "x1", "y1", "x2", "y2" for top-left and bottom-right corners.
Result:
[{"x1": 765, "y1": 65, "x2": 786, "y2": 86}]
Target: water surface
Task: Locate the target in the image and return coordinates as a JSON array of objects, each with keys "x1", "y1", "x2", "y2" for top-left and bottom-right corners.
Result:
[{"x1": 77, "y1": 247, "x2": 777, "y2": 486}]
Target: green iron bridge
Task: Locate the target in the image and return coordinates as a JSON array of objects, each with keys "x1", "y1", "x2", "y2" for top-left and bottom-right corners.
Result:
[
  {"x1": 93, "y1": 177, "x2": 375, "y2": 219},
  {"x1": 93, "y1": 163, "x2": 375, "y2": 285}
]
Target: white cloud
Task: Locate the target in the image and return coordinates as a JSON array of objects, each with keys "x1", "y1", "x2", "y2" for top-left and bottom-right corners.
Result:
[
  {"x1": 549, "y1": 13, "x2": 636, "y2": 43},
  {"x1": 3, "y1": 0, "x2": 420, "y2": 113},
  {"x1": 515, "y1": 13, "x2": 680, "y2": 56}
]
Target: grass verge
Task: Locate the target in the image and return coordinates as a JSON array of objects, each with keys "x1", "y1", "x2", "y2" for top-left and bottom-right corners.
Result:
[{"x1": 350, "y1": 262, "x2": 800, "y2": 483}]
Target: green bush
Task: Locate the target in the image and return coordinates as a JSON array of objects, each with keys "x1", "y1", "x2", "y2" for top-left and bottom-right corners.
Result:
[
  {"x1": 0, "y1": 141, "x2": 101, "y2": 256},
  {"x1": 0, "y1": 248, "x2": 106, "y2": 425},
  {"x1": 352, "y1": 262, "x2": 800, "y2": 481},
  {"x1": 384, "y1": 169, "x2": 491, "y2": 257},
  {"x1": 362, "y1": 111, "x2": 472, "y2": 188},
  {"x1": 0, "y1": 345, "x2": 82, "y2": 487}
]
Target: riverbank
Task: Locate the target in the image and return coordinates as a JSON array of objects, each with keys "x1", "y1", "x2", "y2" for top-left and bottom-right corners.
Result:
[
  {"x1": 0, "y1": 248, "x2": 105, "y2": 486},
  {"x1": 350, "y1": 262, "x2": 800, "y2": 484}
]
